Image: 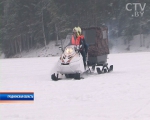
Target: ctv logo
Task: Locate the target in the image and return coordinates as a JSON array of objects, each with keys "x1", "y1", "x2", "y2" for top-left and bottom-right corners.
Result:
[{"x1": 126, "y1": 3, "x2": 146, "y2": 17}]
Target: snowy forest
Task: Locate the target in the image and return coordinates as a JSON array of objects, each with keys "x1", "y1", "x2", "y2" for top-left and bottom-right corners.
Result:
[{"x1": 0, "y1": 0, "x2": 150, "y2": 58}]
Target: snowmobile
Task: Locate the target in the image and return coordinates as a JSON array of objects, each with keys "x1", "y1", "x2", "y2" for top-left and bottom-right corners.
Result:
[
  {"x1": 51, "y1": 26, "x2": 113, "y2": 81},
  {"x1": 51, "y1": 44, "x2": 85, "y2": 80}
]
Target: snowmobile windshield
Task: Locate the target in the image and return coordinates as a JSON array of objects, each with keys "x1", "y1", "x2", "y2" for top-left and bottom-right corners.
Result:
[{"x1": 62, "y1": 33, "x2": 72, "y2": 50}]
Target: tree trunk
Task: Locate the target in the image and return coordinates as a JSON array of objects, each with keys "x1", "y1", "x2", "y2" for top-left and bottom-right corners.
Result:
[
  {"x1": 27, "y1": 33, "x2": 29, "y2": 51},
  {"x1": 23, "y1": 34, "x2": 25, "y2": 50},
  {"x1": 10, "y1": 40, "x2": 14, "y2": 54},
  {"x1": 42, "y1": 9, "x2": 47, "y2": 47},
  {"x1": 22, "y1": 34, "x2": 24, "y2": 50},
  {"x1": 55, "y1": 24, "x2": 59, "y2": 46},
  {"x1": 140, "y1": 18, "x2": 143, "y2": 47},
  {"x1": 15, "y1": 39, "x2": 17, "y2": 54},
  {"x1": 17, "y1": 35, "x2": 22, "y2": 53},
  {"x1": 31, "y1": 33, "x2": 33, "y2": 48},
  {"x1": 21, "y1": 34, "x2": 24, "y2": 51},
  {"x1": 25, "y1": 34, "x2": 27, "y2": 50}
]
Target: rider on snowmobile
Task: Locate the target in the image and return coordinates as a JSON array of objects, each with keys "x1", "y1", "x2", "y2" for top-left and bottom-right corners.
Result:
[{"x1": 71, "y1": 27, "x2": 88, "y2": 69}]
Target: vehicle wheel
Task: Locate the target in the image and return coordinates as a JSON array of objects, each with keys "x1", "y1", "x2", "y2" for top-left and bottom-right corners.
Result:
[
  {"x1": 51, "y1": 73, "x2": 58, "y2": 81},
  {"x1": 109, "y1": 65, "x2": 113, "y2": 72},
  {"x1": 104, "y1": 68, "x2": 107, "y2": 73},
  {"x1": 96, "y1": 67, "x2": 102, "y2": 74}
]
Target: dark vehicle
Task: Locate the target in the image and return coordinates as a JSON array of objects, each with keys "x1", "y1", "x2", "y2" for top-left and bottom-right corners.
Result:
[{"x1": 82, "y1": 26, "x2": 113, "y2": 74}]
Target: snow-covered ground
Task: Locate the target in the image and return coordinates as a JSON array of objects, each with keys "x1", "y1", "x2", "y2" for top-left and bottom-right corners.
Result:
[{"x1": 0, "y1": 52, "x2": 150, "y2": 120}]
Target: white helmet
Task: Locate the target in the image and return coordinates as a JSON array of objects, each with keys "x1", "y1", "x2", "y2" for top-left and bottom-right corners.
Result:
[
  {"x1": 73, "y1": 27, "x2": 80, "y2": 36},
  {"x1": 73, "y1": 27, "x2": 78, "y2": 33},
  {"x1": 77, "y1": 27, "x2": 81, "y2": 35}
]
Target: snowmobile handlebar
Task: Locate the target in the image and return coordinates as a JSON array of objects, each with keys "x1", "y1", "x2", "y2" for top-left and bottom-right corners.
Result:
[{"x1": 74, "y1": 45, "x2": 82, "y2": 52}]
